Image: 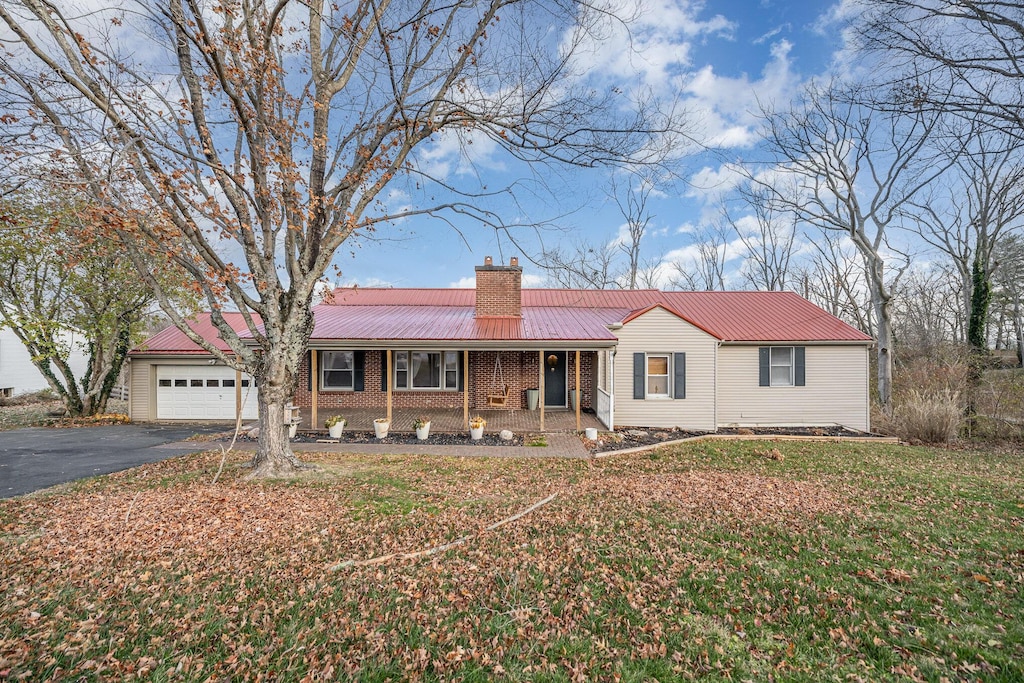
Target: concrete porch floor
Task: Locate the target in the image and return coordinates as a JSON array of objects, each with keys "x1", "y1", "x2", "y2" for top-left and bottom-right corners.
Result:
[{"x1": 296, "y1": 407, "x2": 604, "y2": 434}]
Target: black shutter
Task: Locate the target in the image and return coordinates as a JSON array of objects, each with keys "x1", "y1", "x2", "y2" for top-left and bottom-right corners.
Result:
[
  {"x1": 633, "y1": 353, "x2": 645, "y2": 399},
  {"x1": 794, "y1": 346, "x2": 805, "y2": 386},
  {"x1": 381, "y1": 350, "x2": 388, "y2": 392},
  {"x1": 354, "y1": 351, "x2": 365, "y2": 391},
  {"x1": 759, "y1": 347, "x2": 770, "y2": 386},
  {"x1": 458, "y1": 351, "x2": 465, "y2": 391},
  {"x1": 673, "y1": 352, "x2": 686, "y2": 399},
  {"x1": 308, "y1": 350, "x2": 314, "y2": 392}
]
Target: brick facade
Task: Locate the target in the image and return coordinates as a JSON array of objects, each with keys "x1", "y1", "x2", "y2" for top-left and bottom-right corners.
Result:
[
  {"x1": 474, "y1": 257, "x2": 522, "y2": 318},
  {"x1": 293, "y1": 349, "x2": 594, "y2": 411}
]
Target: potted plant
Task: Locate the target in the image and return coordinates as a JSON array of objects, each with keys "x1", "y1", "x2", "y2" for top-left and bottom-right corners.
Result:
[
  {"x1": 324, "y1": 415, "x2": 346, "y2": 439},
  {"x1": 413, "y1": 415, "x2": 431, "y2": 440},
  {"x1": 469, "y1": 415, "x2": 486, "y2": 440},
  {"x1": 373, "y1": 417, "x2": 390, "y2": 439}
]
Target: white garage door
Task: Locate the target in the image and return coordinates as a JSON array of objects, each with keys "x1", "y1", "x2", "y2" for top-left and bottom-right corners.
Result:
[{"x1": 156, "y1": 365, "x2": 258, "y2": 421}]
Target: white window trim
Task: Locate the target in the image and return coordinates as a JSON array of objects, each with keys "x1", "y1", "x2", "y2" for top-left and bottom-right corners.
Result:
[
  {"x1": 320, "y1": 350, "x2": 355, "y2": 391},
  {"x1": 646, "y1": 353, "x2": 671, "y2": 399},
  {"x1": 769, "y1": 346, "x2": 794, "y2": 387},
  {"x1": 393, "y1": 349, "x2": 460, "y2": 391}
]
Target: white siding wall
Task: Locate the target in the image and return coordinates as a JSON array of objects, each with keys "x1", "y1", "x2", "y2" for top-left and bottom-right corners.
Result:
[
  {"x1": 128, "y1": 358, "x2": 155, "y2": 421},
  {"x1": 613, "y1": 308, "x2": 718, "y2": 430},
  {"x1": 0, "y1": 328, "x2": 90, "y2": 396},
  {"x1": 717, "y1": 344, "x2": 870, "y2": 431}
]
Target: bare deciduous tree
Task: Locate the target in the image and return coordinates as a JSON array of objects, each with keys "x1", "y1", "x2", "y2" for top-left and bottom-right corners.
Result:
[
  {"x1": 908, "y1": 126, "x2": 1024, "y2": 349},
  {"x1": 668, "y1": 222, "x2": 730, "y2": 291},
  {"x1": 859, "y1": 0, "x2": 1024, "y2": 139},
  {"x1": 727, "y1": 185, "x2": 797, "y2": 291},
  {"x1": 1, "y1": 0, "x2": 687, "y2": 475},
  {"x1": 792, "y1": 234, "x2": 872, "y2": 333},
  {"x1": 757, "y1": 80, "x2": 949, "y2": 409}
]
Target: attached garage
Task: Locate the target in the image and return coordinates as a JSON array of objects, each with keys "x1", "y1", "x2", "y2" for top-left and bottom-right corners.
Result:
[
  {"x1": 155, "y1": 365, "x2": 257, "y2": 420},
  {"x1": 128, "y1": 312, "x2": 262, "y2": 423}
]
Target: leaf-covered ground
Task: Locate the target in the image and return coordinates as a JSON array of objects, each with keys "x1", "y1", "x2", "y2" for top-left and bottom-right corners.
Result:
[{"x1": 1, "y1": 440, "x2": 1021, "y2": 681}]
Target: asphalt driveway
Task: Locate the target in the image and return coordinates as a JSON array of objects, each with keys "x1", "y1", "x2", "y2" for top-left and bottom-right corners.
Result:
[{"x1": 0, "y1": 423, "x2": 226, "y2": 498}]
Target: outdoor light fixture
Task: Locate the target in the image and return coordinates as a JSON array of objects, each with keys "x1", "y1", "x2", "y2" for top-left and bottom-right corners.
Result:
[{"x1": 547, "y1": 354, "x2": 558, "y2": 370}]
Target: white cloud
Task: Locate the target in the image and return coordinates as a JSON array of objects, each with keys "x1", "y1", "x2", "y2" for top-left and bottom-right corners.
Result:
[
  {"x1": 447, "y1": 272, "x2": 546, "y2": 288},
  {"x1": 566, "y1": 0, "x2": 736, "y2": 95},
  {"x1": 679, "y1": 38, "x2": 801, "y2": 150}
]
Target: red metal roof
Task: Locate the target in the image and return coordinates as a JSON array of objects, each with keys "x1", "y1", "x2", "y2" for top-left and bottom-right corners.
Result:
[
  {"x1": 309, "y1": 305, "x2": 625, "y2": 342},
  {"x1": 322, "y1": 287, "x2": 870, "y2": 342},
  {"x1": 659, "y1": 291, "x2": 871, "y2": 342},
  {"x1": 132, "y1": 312, "x2": 257, "y2": 355},
  {"x1": 134, "y1": 288, "x2": 870, "y2": 356}
]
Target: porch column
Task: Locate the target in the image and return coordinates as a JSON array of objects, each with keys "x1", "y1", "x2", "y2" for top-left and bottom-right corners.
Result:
[
  {"x1": 538, "y1": 350, "x2": 545, "y2": 432},
  {"x1": 463, "y1": 349, "x2": 470, "y2": 430},
  {"x1": 386, "y1": 349, "x2": 393, "y2": 422},
  {"x1": 575, "y1": 349, "x2": 581, "y2": 431},
  {"x1": 310, "y1": 350, "x2": 318, "y2": 429}
]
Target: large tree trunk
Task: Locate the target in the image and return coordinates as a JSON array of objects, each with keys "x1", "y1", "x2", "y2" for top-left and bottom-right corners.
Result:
[
  {"x1": 873, "y1": 293, "x2": 894, "y2": 411},
  {"x1": 249, "y1": 393, "x2": 310, "y2": 478},
  {"x1": 865, "y1": 252, "x2": 894, "y2": 411},
  {"x1": 247, "y1": 317, "x2": 316, "y2": 478}
]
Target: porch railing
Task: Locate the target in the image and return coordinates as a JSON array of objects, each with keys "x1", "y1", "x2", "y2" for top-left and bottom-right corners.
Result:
[{"x1": 596, "y1": 387, "x2": 613, "y2": 429}]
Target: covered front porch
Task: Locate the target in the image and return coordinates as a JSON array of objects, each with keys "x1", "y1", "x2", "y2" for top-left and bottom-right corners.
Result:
[
  {"x1": 294, "y1": 406, "x2": 605, "y2": 435},
  {"x1": 300, "y1": 348, "x2": 615, "y2": 432}
]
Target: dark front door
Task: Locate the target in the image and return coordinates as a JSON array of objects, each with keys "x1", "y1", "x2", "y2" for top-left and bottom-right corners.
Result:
[{"x1": 544, "y1": 351, "x2": 567, "y2": 407}]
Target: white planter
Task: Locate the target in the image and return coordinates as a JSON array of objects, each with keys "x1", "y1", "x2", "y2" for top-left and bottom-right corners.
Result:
[
  {"x1": 373, "y1": 420, "x2": 390, "y2": 438},
  {"x1": 288, "y1": 423, "x2": 298, "y2": 439},
  {"x1": 470, "y1": 425, "x2": 484, "y2": 440},
  {"x1": 328, "y1": 423, "x2": 345, "y2": 439},
  {"x1": 585, "y1": 427, "x2": 598, "y2": 440},
  {"x1": 416, "y1": 423, "x2": 431, "y2": 440}
]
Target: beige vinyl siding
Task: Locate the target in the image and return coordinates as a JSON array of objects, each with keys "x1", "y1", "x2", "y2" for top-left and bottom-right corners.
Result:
[
  {"x1": 613, "y1": 307, "x2": 717, "y2": 430},
  {"x1": 129, "y1": 358, "x2": 154, "y2": 421},
  {"x1": 717, "y1": 344, "x2": 870, "y2": 431}
]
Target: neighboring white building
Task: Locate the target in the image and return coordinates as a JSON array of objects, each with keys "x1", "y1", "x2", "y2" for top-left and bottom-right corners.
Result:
[{"x1": 0, "y1": 327, "x2": 91, "y2": 398}]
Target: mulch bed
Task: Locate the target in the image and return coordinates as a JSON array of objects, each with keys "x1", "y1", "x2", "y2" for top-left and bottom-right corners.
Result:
[{"x1": 216, "y1": 430, "x2": 526, "y2": 447}]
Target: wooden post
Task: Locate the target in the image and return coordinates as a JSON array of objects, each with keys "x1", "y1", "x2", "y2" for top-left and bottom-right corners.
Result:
[
  {"x1": 539, "y1": 350, "x2": 545, "y2": 432},
  {"x1": 575, "y1": 349, "x2": 581, "y2": 432},
  {"x1": 310, "y1": 350, "x2": 318, "y2": 430},
  {"x1": 386, "y1": 349, "x2": 393, "y2": 422},
  {"x1": 463, "y1": 349, "x2": 470, "y2": 430}
]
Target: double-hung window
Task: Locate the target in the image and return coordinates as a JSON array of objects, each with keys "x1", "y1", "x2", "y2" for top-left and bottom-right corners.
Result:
[
  {"x1": 646, "y1": 354, "x2": 670, "y2": 397},
  {"x1": 393, "y1": 350, "x2": 459, "y2": 390},
  {"x1": 759, "y1": 346, "x2": 805, "y2": 387},
  {"x1": 770, "y1": 347, "x2": 794, "y2": 387},
  {"x1": 321, "y1": 351, "x2": 354, "y2": 390}
]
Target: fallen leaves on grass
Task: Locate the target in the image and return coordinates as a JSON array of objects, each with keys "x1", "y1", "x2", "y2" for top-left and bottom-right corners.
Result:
[{"x1": 0, "y1": 443, "x2": 1020, "y2": 681}]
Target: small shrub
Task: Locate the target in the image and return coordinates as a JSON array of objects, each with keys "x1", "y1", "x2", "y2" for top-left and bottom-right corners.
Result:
[{"x1": 893, "y1": 389, "x2": 962, "y2": 444}]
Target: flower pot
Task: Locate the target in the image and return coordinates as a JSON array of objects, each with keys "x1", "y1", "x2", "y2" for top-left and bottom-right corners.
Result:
[
  {"x1": 525, "y1": 388, "x2": 539, "y2": 410},
  {"x1": 470, "y1": 425, "x2": 484, "y2": 440},
  {"x1": 585, "y1": 427, "x2": 598, "y2": 440},
  {"x1": 288, "y1": 423, "x2": 298, "y2": 439},
  {"x1": 328, "y1": 423, "x2": 345, "y2": 439},
  {"x1": 416, "y1": 423, "x2": 431, "y2": 440},
  {"x1": 373, "y1": 420, "x2": 390, "y2": 438}
]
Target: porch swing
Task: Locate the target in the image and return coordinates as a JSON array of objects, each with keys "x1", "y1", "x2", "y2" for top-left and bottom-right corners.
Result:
[{"x1": 486, "y1": 353, "x2": 511, "y2": 407}]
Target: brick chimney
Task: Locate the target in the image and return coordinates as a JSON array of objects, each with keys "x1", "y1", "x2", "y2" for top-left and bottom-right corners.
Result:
[{"x1": 475, "y1": 256, "x2": 522, "y2": 318}]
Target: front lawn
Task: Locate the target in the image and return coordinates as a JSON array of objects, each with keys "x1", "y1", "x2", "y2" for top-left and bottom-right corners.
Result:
[{"x1": 1, "y1": 440, "x2": 1021, "y2": 681}]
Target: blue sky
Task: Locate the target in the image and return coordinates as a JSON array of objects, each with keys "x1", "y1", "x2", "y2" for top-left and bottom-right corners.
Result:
[{"x1": 333, "y1": 1, "x2": 848, "y2": 290}]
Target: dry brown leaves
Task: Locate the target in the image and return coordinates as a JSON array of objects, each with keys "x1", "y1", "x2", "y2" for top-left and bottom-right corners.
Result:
[{"x1": 0, "y1": 448, "x2": 854, "y2": 680}]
